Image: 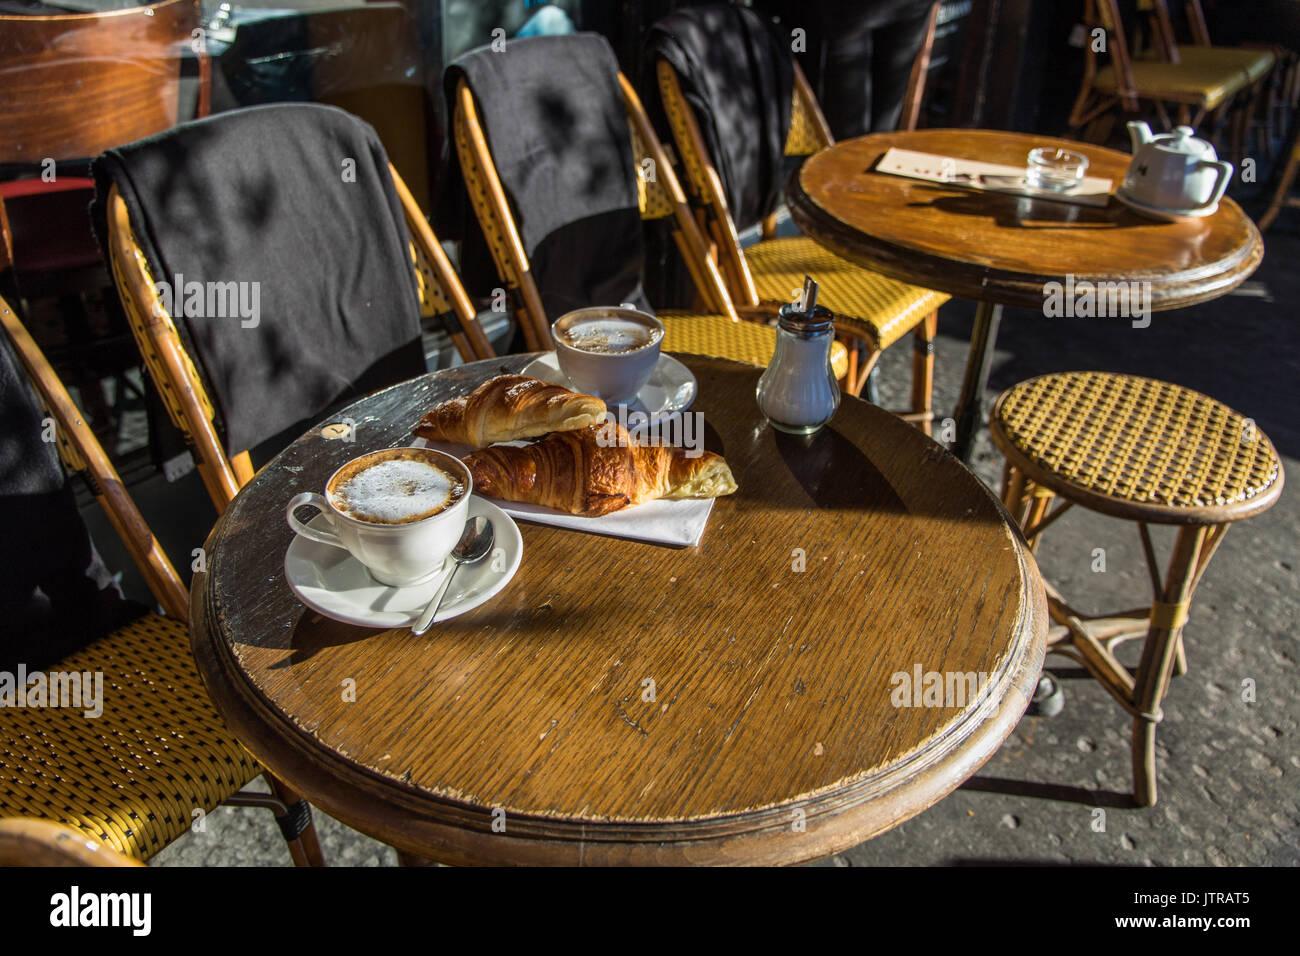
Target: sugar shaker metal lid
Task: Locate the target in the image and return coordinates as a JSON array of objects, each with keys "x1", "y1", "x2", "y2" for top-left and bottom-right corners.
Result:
[{"x1": 778, "y1": 275, "x2": 834, "y2": 334}]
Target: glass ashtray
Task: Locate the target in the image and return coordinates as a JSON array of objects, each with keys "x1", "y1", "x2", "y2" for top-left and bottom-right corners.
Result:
[{"x1": 1026, "y1": 147, "x2": 1088, "y2": 192}]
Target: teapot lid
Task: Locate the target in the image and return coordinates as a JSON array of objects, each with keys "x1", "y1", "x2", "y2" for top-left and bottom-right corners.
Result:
[{"x1": 1153, "y1": 125, "x2": 1216, "y2": 158}]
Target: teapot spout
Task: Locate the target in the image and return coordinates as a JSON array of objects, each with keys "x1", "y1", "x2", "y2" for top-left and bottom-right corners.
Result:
[{"x1": 1127, "y1": 121, "x2": 1154, "y2": 152}]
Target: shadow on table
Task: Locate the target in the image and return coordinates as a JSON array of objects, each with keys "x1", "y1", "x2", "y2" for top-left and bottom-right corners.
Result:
[
  {"x1": 272, "y1": 600, "x2": 613, "y2": 666},
  {"x1": 904, "y1": 183, "x2": 1140, "y2": 230},
  {"x1": 768, "y1": 426, "x2": 911, "y2": 512}
]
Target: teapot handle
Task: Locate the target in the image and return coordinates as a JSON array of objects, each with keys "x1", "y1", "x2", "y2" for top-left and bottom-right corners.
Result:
[{"x1": 1191, "y1": 159, "x2": 1234, "y2": 211}]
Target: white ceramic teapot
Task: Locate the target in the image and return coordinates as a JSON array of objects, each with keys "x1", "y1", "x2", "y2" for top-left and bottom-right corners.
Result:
[{"x1": 1122, "y1": 122, "x2": 1233, "y2": 216}]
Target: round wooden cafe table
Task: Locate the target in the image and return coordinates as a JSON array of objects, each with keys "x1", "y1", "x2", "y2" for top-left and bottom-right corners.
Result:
[
  {"x1": 190, "y1": 355, "x2": 1047, "y2": 866},
  {"x1": 786, "y1": 129, "x2": 1264, "y2": 462}
]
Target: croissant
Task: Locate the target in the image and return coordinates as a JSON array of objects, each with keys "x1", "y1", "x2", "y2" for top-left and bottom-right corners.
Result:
[
  {"x1": 413, "y1": 374, "x2": 606, "y2": 446},
  {"x1": 463, "y1": 423, "x2": 737, "y2": 517}
]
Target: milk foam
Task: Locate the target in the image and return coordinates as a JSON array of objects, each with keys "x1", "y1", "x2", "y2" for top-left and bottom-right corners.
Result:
[
  {"x1": 330, "y1": 459, "x2": 458, "y2": 524},
  {"x1": 563, "y1": 318, "x2": 660, "y2": 353}
]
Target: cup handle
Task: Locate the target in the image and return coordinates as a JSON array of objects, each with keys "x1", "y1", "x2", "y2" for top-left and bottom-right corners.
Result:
[{"x1": 286, "y1": 492, "x2": 345, "y2": 549}]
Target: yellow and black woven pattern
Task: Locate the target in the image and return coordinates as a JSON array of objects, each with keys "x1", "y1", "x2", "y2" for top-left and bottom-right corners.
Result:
[
  {"x1": 745, "y1": 237, "x2": 948, "y2": 350},
  {"x1": 0, "y1": 614, "x2": 259, "y2": 861},
  {"x1": 660, "y1": 310, "x2": 849, "y2": 380},
  {"x1": 785, "y1": 87, "x2": 829, "y2": 157},
  {"x1": 409, "y1": 238, "x2": 452, "y2": 320},
  {"x1": 626, "y1": 115, "x2": 675, "y2": 221},
  {"x1": 993, "y1": 371, "x2": 1282, "y2": 514},
  {"x1": 110, "y1": 221, "x2": 217, "y2": 431}
]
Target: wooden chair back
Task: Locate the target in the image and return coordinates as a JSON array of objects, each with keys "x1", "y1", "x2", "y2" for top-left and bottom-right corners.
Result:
[
  {"x1": 0, "y1": 293, "x2": 188, "y2": 619},
  {"x1": 1185, "y1": 0, "x2": 1213, "y2": 46},
  {"x1": 1139, "y1": 0, "x2": 1183, "y2": 62},
  {"x1": 451, "y1": 72, "x2": 737, "y2": 353},
  {"x1": 1074, "y1": 0, "x2": 1142, "y2": 123},
  {"x1": 0, "y1": 0, "x2": 207, "y2": 165},
  {"x1": 105, "y1": 163, "x2": 487, "y2": 513}
]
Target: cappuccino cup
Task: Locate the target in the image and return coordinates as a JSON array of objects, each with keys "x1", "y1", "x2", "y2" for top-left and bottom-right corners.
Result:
[
  {"x1": 552, "y1": 306, "x2": 664, "y2": 405},
  {"x1": 286, "y1": 447, "x2": 471, "y2": 587}
]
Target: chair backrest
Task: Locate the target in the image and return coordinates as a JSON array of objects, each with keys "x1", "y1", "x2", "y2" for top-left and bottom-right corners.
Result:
[
  {"x1": 1138, "y1": 0, "x2": 1183, "y2": 62},
  {"x1": 451, "y1": 71, "x2": 737, "y2": 352},
  {"x1": 1079, "y1": 0, "x2": 1141, "y2": 114},
  {"x1": 0, "y1": 293, "x2": 187, "y2": 620},
  {"x1": 780, "y1": 0, "x2": 939, "y2": 156},
  {"x1": 1185, "y1": 0, "x2": 1213, "y2": 46},
  {"x1": 0, "y1": 0, "x2": 207, "y2": 165},
  {"x1": 106, "y1": 162, "x2": 488, "y2": 513},
  {"x1": 656, "y1": 5, "x2": 939, "y2": 307}
]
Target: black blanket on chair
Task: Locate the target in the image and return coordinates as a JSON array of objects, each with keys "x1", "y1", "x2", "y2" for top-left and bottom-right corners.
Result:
[
  {"x1": 645, "y1": 3, "x2": 794, "y2": 233},
  {"x1": 438, "y1": 33, "x2": 649, "y2": 324},
  {"x1": 90, "y1": 103, "x2": 425, "y2": 458}
]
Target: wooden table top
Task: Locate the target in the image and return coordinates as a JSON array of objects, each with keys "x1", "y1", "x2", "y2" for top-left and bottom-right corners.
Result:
[
  {"x1": 190, "y1": 355, "x2": 1047, "y2": 866},
  {"x1": 786, "y1": 128, "x2": 1263, "y2": 311}
]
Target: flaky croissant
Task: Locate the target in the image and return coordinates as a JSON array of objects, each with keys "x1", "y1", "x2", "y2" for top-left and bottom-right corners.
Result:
[
  {"x1": 413, "y1": 374, "x2": 606, "y2": 446},
  {"x1": 463, "y1": 423, "x2": 737, "y2": 517}
]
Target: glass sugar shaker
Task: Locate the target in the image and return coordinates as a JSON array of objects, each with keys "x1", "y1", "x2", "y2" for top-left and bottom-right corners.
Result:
[{"x1": 755, "y1": 276, "x2": 840, "y2": 435}]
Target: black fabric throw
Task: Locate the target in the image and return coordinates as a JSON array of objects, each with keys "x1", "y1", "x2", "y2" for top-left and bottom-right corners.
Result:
[
  {"x1": 645, "y1": 3, "x2": 794, "y2": 233},
  {"x1": 0, "y1": 333, "x2": 145, "y2": 671},
  {"x1": 91, "y1": 103, "x2": 425, "y2": 457},
  {"x1": 438, "y1": 33, "x2": 649, "y2": 322}
]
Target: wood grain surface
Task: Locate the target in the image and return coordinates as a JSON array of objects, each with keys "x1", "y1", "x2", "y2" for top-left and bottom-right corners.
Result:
[
  {"x1": 190, "y1": 355, "x2": 1047, "y2": 865},
  {"x1": 0, "y1": 0, "x2": 199, "y2": 164},
  {"x1": 786, "y1": 129, "x2": 1263, "y2": 311}
]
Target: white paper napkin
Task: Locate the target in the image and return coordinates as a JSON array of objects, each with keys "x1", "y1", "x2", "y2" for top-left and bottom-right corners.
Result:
[
  {"x1": 412, "y1": 438, "x2": 716, "y2": 548},
  {"x1": 876, "y1": 147, "x2": 1115, "y2": 207}
]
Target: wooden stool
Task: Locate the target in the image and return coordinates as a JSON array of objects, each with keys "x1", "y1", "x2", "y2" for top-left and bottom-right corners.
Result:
[{"x1": 989, "y1": 372, "x2": 1283, "y2": 806}]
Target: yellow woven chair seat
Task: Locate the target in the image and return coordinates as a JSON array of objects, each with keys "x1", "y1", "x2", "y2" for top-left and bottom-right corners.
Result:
[
  {"x1": 1095, "y1": 59, "x2": 1249, "y2": 109},
  {"x1": 0, "y1": 613, "x2": 260, "y2": 861},
  {"x1": 1141, "y1": 46, "x2": 1275, "y2": 85},
  {"x1": 660, "y1": 309, "x2": 849, "y2": 380},
  {"x1": 742, "y1": 237, "x2": 948, "y2": 350},
  {"x1": 990, "y1": 372, "x2": 1283, "y2": 523}
]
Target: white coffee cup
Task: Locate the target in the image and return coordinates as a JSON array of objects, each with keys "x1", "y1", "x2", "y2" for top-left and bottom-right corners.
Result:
[
  {"x1": 286, "y1": 447, "x2": 472, "y2": 587},
  {"x1": 552, "y1": 305, "x2": 664, "y2": 405}
]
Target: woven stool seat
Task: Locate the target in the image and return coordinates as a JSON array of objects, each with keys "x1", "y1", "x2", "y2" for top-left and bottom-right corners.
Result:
[
  {"x1": 743, "y1": 236, "x2": 949, "y2": 350},
  {"x1": 0, "y1": 613, "x2": 260, "y2": 861},
  {"x1": 659, "y1": 309, "x2": 849, "y2": 380},
  {"x1": 991, "y1": 371, "x2": 1283, "y2": 525}
]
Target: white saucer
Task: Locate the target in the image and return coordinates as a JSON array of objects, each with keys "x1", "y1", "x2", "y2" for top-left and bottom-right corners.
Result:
[
  {"x1": 520, "y1": 351, "x2": 697, "y2": 425},
  {"x1": 284, "y1": 497, "x2": 522, "y2": 629},
  {"x1": 1114, "y1": 187, "x2": 1218, "y2": 221}
]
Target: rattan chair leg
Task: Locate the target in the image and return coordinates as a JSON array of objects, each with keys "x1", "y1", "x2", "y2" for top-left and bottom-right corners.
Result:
[
  {"x1": 1130, "y1": 524, "x2": 1208, "y2": 806},
  {"x1": 266, "y1": 774, "x2": 326, "y2": 867},
  {"x1": 909, "y1": 310, "x2": 938, "y2": 435},
  {"x1": 849, "y1": 346, "x2": 881, "y2": 398},
  {"x1": 1021, "y1": 486, "x2": 1056, "y2": 554},
  {"x1": 1258, "y1": 137, "x2": 1300, "y2": 231}
]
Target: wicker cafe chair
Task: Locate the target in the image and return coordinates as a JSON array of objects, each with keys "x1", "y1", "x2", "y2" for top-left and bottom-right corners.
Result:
[
  {"x1": 105, "y1": 162, "x2": 491, "y2": 514},
  {"x1": 990, "y1": 372, "x2": 1283, "y2": 806},
  {"x1": 652, "y1": 12, "x2": 948, "y2": 418},
  {"x1": 450, "y1": 72, "x2": 848, "y2": 381},
  {"x1": 1069, "y1": 0, "x2": 1254, "y2": 145},
  {"x1": 0, "y1": 294, "x2": 325, "y2": 865}
]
